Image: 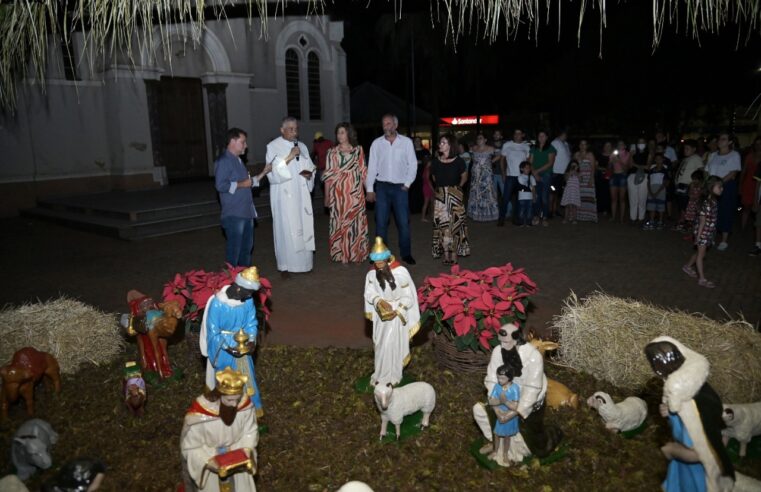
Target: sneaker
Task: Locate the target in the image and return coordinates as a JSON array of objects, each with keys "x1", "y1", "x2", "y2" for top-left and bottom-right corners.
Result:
[
  {"x1": 716, "y1": 242, "x2": 729, "y2": 251},
  {"x1": 642, "y1": 222, "x2": 654, "y2": 231},
  {"x1": 749, "y1": 246, "x2": 761, "y2": 257}
]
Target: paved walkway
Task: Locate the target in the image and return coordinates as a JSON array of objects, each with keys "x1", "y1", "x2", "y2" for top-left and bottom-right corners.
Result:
[{"x1": 2, "y1": 211, "x2": 759, "y2": 348}]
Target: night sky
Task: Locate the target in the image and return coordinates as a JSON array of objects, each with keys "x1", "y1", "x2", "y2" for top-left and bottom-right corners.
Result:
[{"x1": 333, "y1": 1, "x2": 761, "y2": 136}]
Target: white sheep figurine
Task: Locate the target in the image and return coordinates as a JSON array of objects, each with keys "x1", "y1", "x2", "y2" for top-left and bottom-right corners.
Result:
[
  {"x1": 373, "y1": 381, "x2": 436, "y2": 440},
  {"x1": 586, "y1": 391, "x2": 648, "y2": 433},
  {"x1": 722, "y1": 401, "x2": 761, "y2": 457}
]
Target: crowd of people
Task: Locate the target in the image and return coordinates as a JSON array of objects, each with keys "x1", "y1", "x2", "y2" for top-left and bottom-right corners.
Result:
[{"x1": 213, "y1": 116, "x2": 761, "y2": 287}]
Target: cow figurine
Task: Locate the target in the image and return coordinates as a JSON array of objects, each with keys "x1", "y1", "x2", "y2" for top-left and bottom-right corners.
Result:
[
  {"x1": 1, "y1": 347, "x2": 61, "y2": 419},
  {"x1": 11, "y1": 418, "x2": 58, "y2": 480}
]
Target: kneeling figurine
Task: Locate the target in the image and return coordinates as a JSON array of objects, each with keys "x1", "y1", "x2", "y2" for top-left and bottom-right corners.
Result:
[{"x1": 181, "y1": 368, "x2": 258, "y2": 492}]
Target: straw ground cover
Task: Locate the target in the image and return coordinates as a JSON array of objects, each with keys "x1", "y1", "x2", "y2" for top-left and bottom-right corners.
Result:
[
  {"x1": 1, "y1": 337, "x2": 759, "y2": 491},
  {"x1": 0, "y1": 297, "x2": 124, "y2": 374},
  {"x1": 554, "y1": 292, "x2": 761, "y2": 403}
]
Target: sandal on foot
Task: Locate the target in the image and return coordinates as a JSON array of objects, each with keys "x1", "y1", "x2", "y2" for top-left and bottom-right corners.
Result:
[
  {"x1": 698, "y1": 279, "x2": 715, "y2": 288},
  {"x1": 682, "y1": 265, "x2": 698, "y2": 278}
]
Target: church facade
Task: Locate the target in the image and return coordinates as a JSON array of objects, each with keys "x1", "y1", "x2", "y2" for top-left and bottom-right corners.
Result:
[{"x1": 0, "y1": 16, "x2": 349, "y2": 216}]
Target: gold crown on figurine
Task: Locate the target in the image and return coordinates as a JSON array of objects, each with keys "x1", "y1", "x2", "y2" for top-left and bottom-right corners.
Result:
[
  {"x1": 369, "y1": 236, "x2": 392, "y2": 262},
  {"x1": 235, "y1": 266, "x2": 261, "y2": 291},
  {"x1": 215, "y1": 368, "x2": 248, "y2": 395}
]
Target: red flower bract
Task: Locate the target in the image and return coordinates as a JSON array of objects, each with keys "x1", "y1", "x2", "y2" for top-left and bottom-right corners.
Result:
[
  {"x1": 417, "y1": 263, "x2": 537, "y2": 353},
  {"x1": 162, "y1": 266, "x2": 273, "y2": 323}
]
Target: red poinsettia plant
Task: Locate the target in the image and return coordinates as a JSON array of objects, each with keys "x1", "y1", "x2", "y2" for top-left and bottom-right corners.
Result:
[
  {"x1": 162, "y1": 264, "x2": 273, "y2": 326},
  {"x1": 417, "y1": 264, "x2": 537, "y2": 353}
]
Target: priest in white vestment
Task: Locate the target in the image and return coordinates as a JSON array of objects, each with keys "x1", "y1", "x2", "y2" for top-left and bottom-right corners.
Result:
[
  {"x1": 265, "y1": 117, "x2": 316, "y2": 273},
  {"x1": 364, "y1": 237, "x2": 420, "y2": 385},
  {"x1": 181, "y1": 368, "x2": 258, "y2": 492}
]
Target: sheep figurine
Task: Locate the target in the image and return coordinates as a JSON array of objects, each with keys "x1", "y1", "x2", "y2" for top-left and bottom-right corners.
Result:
[
  {"x1": 722, "y1": 401, "x2": 761, "y2": 457},
  {"x1": 586, "y1": 391, "x2": 647, "y2": 433},
  {"x1": 373, "y1": 381, "x2": 436, "y2": 440}
]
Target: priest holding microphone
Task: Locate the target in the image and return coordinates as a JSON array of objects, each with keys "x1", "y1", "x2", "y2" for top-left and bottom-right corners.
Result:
[{"x1": 265, "y1": 116, "x2": 317, "y2": 277}]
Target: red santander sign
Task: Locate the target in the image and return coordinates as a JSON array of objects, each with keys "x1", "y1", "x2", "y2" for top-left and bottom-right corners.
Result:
[{"x1": 440, "y1": 115, "x2": 499, "y2": 126}]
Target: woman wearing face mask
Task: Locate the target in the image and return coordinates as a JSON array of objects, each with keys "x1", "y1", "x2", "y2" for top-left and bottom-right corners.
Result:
[{"x1": 628, "y1": 138, "x2": 650, "y2": 224}]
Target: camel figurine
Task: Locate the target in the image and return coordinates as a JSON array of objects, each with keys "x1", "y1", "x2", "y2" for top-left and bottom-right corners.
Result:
[
  {"x1": 124, "y1": 290, "x2": 182, "y2": 380},
  {"x1": 1, "y1": 347, "x2": 61, "y2": 419},
  {"x1": 527, "y1": 332, "x2": 580, "y2": 410}
]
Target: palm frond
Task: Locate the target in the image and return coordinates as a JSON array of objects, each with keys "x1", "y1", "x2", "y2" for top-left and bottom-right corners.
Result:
[{"x1": 1, "y1": 0, "x2": 760, "y2": 113}]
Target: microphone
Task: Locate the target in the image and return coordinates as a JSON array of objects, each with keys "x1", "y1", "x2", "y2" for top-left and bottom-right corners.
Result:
[{"x1": 294, "y1": 141, "x2": 299, "y2": 161}]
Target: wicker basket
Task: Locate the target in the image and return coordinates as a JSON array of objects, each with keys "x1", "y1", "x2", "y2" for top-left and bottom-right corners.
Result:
[{"x1": 432, "y1": 333, "x2": 490, "y2": 373}]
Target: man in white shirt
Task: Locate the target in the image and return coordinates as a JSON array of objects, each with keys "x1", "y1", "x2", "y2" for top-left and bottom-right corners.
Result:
[
  {"x1": 550, "y1": 130, "x2": 571, "y2": 219},
  {"x1": 366, "y1": 114, "x2": 418, "y2": 265},
  {"x1": 498, "y1": 129, "x2": 531, "y2": 226},
  {"x1": 265, "y1": 117, "x2": 317, "y2": 276}
]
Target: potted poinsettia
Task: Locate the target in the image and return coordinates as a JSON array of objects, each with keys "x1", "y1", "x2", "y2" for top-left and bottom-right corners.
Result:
[
  {"x1": 417, "y1": 264, "x2": 536, "y2": 360},
  {"x1": 162, "y1": 264, "x2": 273, "y2": 332}
]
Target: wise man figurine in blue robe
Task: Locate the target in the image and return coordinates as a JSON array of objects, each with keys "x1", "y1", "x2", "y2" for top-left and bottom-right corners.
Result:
[{"x1": 200, "y1": 266, "x2": 263, "y2": 417}]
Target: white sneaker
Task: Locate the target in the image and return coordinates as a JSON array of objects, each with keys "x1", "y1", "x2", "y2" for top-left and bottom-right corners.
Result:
[{"x1": 717, "y1": 242, "x2": 729, "y2": 251}]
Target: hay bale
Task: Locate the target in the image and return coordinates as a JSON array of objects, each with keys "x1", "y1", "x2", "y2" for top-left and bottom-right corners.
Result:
[
  {"x1": 0, "y1": 297, "x2": 124, "y2": 374},
  {"x1": 554, "y1": 292, "x2": 761, "y2": 403}
]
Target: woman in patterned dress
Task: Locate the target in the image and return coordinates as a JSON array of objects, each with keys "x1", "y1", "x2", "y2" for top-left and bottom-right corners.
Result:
[
  {"x1": 574, "y1": 139, "x2": 598, "y2": 222},
  {"x1": 431, "y1": 134, "x2": 470, "y2": 264},
  {"x1": 467, "y1": 133, "x2": 499, "y2": 221},
  {"x1": 322, "y1": 123, "x2": 369, "y2": 263}
]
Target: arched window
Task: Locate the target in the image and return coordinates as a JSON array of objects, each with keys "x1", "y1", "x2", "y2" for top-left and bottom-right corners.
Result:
[
  {"x1": 307, "y1": 52, "x2": 322, "y2": 121},
  {"x1": 285, "y1": 49, "x2": 301, "y2": 119}
]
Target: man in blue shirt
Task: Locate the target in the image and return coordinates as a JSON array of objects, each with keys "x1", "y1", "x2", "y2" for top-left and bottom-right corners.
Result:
[{"x1": 214, "y1": 128, "x2": 271, "y2": 266}]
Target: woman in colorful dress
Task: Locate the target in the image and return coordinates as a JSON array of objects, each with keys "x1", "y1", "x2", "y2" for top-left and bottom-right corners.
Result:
[
  {"x1": 431, "y1": 134, "x2": 470, "y2": 264},
  {"x1": 467, "y1": 132, "x2": 499, "y2": 221},
  {"x1": 574, "y1": 139, "x2": 598, "y2": 222},
  {"x1": 322, "y1": 122, "x2": 369, "y2": 263}
]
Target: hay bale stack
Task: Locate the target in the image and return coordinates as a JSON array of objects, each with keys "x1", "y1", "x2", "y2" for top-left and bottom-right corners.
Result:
[
  {"x1": 554, "y1": 292, "x2": 761, "y2": 403},
  {"x1": 0, "y1": 297, "x2": 124, "y2": 374}
]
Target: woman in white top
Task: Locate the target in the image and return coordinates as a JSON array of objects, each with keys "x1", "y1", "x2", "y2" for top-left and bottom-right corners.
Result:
[{"x1": 704, "y1": 132, "x2": 741, "y2": 251}]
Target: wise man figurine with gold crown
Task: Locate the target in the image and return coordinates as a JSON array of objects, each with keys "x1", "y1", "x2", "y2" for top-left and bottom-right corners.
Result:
[
  {"x1": 180, "y1": 368, "x2": 258, "y2": 492},
  {"x1": 364, "y1": 237, "x2": 421, "y2": 385},
  {"x1": 200, "y1": 266, "x2": 263, "y2": 417}
]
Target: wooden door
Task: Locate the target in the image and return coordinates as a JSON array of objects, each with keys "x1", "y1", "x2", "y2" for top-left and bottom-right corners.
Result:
[{"x1": 157, "y1": 77, "x2": 208, "y2": 180}]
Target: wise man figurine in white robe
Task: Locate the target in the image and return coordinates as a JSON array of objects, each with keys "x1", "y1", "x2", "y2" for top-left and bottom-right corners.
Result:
[
  {"x1": 364, "y1": 237, "x2": 421, "y2": 385},
  {"x1": 180, "y1": 368, "x2": 258, "y2": 492},
  {"x1": 265, "y1": 116, "x2": 316, "y2": 276}
]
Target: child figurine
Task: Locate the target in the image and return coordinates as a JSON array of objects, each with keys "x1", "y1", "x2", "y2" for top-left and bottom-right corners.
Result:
[
  {"x1": 561, "y1": 160, "x2": 581, "y2": 224},
  {"x1": 488, "y1": 365, "x2": 521, "y2": 465}
]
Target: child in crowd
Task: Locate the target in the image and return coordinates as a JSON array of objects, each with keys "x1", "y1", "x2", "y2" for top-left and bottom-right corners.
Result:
[
  {"x1": 517, "y1": 161, "x2": 536, "y2": 226},
  {"x1": 644, "y1": 153, "x2": 670, "y2": 230},
  {"x1": 561, "y1": 160, "x2": 581, "y2": 224},
  {"x1": 682, "y1": 177, "x2": 723, "y2": 288},
  {"x1": 676, "y1": 169, "x2": 705, "y2": 233},
  {"x1": 488, "y1": 364, "x2": 520, "y2": 466}
]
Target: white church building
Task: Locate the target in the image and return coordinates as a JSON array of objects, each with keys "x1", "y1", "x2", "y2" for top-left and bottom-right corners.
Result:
[{"x1": 0, "y1": 15, "x2": 349, "y2": 216}]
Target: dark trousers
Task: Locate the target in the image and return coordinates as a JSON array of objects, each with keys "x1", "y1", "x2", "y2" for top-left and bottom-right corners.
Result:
[
  {"x1": 499, "y1": 176, "x2": 519, "y2": 220},
  {"x1": 521, "y1": 402, "x2": 564, "y2": 458},
  {"x1": 375, "y1": 181, "x2": 412, "y2": 258}
]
